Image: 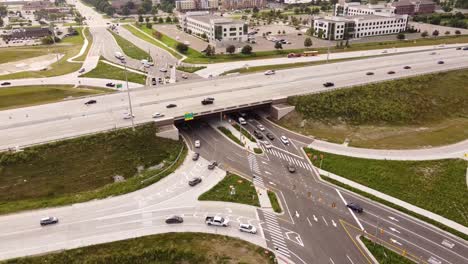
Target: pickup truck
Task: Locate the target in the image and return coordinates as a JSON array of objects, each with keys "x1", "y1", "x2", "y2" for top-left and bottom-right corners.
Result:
[{"x1": 205, "y1": 216, "x2": 229, "y2": 227}]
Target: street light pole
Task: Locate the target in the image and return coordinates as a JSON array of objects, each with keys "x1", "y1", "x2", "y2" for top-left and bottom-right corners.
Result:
[{"x1": 123, "y1": 60, "x2": 135, "y2": 131}]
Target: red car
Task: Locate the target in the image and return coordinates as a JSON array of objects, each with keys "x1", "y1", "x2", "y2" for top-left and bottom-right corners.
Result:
[{"x1": 287, "y1": 53, "x2": 301, "y2": 58}]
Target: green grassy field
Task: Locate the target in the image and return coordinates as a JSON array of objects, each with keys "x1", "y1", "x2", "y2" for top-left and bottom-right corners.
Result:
[
  {"x1": 81, "y1": 60, "x2": 146, "y2": 84},
  {"x1": 176, "y1": 65, "x2": 206, "y2": 73},
  {"x1": 0, "y1": 85, "x2": 110, "y2": 110},
  {"x1": 278, "y1": 69, "x2": 468, "y2": 149},
  {"x1": 305, "y1": 148, "x2": 468, "y2": 227},
  {"x1": 218, "y1": 126, "x2": 244, "y2": 146},
  {"x1": 75, "y1": 27, "x2": 93, "y2": 62},
  {"x1": 199, "y1": 173, "x2": 260, "y2": 207},
  {"x1": 361, "y1": 237, "x2": 414, "y2": 264},
  {"x1": 0, "y1": 29, "x2": 86, "y2": 80},
  {"x1": 0, "y1": 124, "x2": 186, "y2": 214},
  {"x1": 3, "y1": 233, "x2": 276, "y2": 264},
  {"x1": 109, "y1": 29, "x2": 150, "y2": 61},
  {"x1": 267, "y1": 190, "x2": 282, "y2": 213}
]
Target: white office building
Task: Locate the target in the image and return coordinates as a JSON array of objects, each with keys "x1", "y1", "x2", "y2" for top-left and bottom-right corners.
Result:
[{"x1": 335, "y1": 2, "x2": 396, "y2": 16}]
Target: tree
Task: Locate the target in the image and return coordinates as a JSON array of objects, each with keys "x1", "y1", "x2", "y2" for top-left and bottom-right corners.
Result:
[
  {"x1": 153, "y1": 30, "x2": 162, "y2": 39},
  {"x1": 205, "y1": 45, "x2": 215, "y2": 56},
  {"x1": 122, "y1": 6, "x2": 130, "y2": 16},
  {"x1": 146, "y1": 22, "x2": 152, "y2": 29},
  {"x1": 137, "y1": 7, "x2": 145, "y2": 15},
  {"x1": 397, "y1": 33, "x2": 405, "y2": 40},
  {"x1": 138, "y1": 15, "x2": 144, "y2": 23},
  {"x1": 0, "y1": 6, "x2": 7, "y2": 17},
  {"x1": 274, "y1": 41, "x2": 283, "y2": 50},
  {"x1": 153, "y1": 16, "x2": 158, "y2": 22},
  {"x1": 165, "y1": 16, "x2": 172, "y2": 23},
  {"x1": 142, "y1": 0, "x2": 152, "y2": 13},
  {"x1": 282, "y1": 30, "x2": 286, "y2": 34},
  {"x1": 158, "y1": 17, "x2": 164, "y2": 23},
  {"x1": 201, "y1": 33, "x2": 207, "y2": 39},
  {"x1": 226, "y1": 45, "x2": 236, "y2": 54},
  {"x1": 432, "y1": 29, "x2": 439, "y2": 37},
  {"x1": 173, "y1": 17, "x2": 179, "y2": 23},
  {"x1": 421, "y1": 31, "x2": 428, "y2": 38},
  {"x1": 253, "y1": 6, "x2": 259, "y2": 13},
  {"x1": 145, "y1": 17, "x2": 150, "y2": 22},
  {"x1": 445, "y1": 30, "x2": 450, "y2": 35},
  {"x1": 241, "y1": 45, "x2": 252, "y2": 54},
  {"x1": 304, "y1": 37, "x2": 312, "y2": 48},
  {"x1": 176, "y1": 42, "x2": 189, "y2": 53},
  {"x1": 455, "y1": 30, "x2": 461, "y2": 35},
  {"x1": 126, "y1": 1, "x2": 135, "y2": 9},
  {"x1": 0, "y1": 17, "x2": 3, "y2": 27}
]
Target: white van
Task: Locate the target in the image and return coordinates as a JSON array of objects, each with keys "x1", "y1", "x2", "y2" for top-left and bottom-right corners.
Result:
[
  {"x1": 115, "y1": 52, "x2": 124, "y2": 60},
  {"x1": 239, "y1": 117, "x2": 247, "y2": 125}
]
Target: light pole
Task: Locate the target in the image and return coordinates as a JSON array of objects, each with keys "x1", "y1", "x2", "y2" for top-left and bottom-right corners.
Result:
[{"x1": 123, "y1": 59, "x2": 135, "y2": 131}]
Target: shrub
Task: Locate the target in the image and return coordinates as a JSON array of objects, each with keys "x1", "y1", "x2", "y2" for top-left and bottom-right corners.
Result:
[
  {"x1": 241, "y1": 45, "x2": 252, "y2": 54},
  {"x1": 176, "y1": 42, "x2": 188, "y2": 54},
  {"x1": 226, "y1": 45, "x2": 236, "y2": 54}
]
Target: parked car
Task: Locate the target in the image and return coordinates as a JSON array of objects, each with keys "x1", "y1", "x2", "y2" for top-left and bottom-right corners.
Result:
[
  {"x1": 206, "y1": 216, "x2": 229, "y2": 227},
  {"x1": 387, "y1": 71, "x2": 396, "y2": 74},
  {"x1": 263, "y1": 141, "x2": 272, "y2": 149},
  {"x1": 366, "y1": 72, "x2": 374, "y2": 75},
  {"x1": 106, "y1": 82, "x2": 115, "y2": 87},
  {"x1": 40, "y1": 216, "x2": 59, "y2": 226},
  {"x1": 166, "y1": 104, "x2": 177, "y2": 108},
  {"x1": 287, "y1": 163, "x2": 296, "y2": 173},
  {"x1": 280, "y1": 136, "x2": 289, "y2": 145},
  {"x1": 323, "y1": 82, "x2": 334, "y2": 87},
  {"x1": 192, "y1": 152, "x2": 200, "y2": 161},
  {"x1": 346, "y1": 202, "x2": 363, "y2": 213},
  {"x1": 257, "y1": 124, "x2": 265, "y2": 131},
  {"x1": 78, "y1": 68, "x2": 85, "y2": 73},
  {"x1": 266, "y1": 133, "x2": 275, "y2": 140},
  {"x1": 253, "y1": 130, "x2": 263, "y2": 139},
  {"x1": 238, "y1": 117, "x2": 247, "y2": 125},
  {"x1": 84, "y1": 99, "x2": 97, "y2": 105},
  {"x1": 264, "y1": 70, "x2": 275, "y2": 75},
  {"x1": 437, "y1": 61, "x2": 444, "y2": 64},
  {"x1": 201, "y1": 98, "x2": 215, "y2": 105},
  {"x1": 188, "y1": 177, "x2": 202, "y2": 186},
  {"x1": 152, "y1": 112, "x2": 164, "y2": 118},
  {"x1": 430, "y1": 52, "x2": 437, "y2": 55},
  {"x1": 194, "y1": 140, "x2": 201, "y2": 148},
  {"x1": 208, "y1": 160, "x2": 218, "y2": 170},
  {"x1": 1, "y1": 82, "x2": 11, "y2": 86},
  {"x1": 181, "y1": 74, "x2": 188, "y2": 79},
  {"x1": 239, "y1": 223, "x2": 257, "y2": 234},
  {"x1": 159, "y1": 67, "x2": 167, "y2": 72},
  {"x1": 151, "y1": 77, "x2": 157, "y2": 85},
  {"x1": 165, "y1": 215, "x2": 183, "y2": 224},
  {"x1": 403, "y1": 66, "x2": 411, "y2": 69}
]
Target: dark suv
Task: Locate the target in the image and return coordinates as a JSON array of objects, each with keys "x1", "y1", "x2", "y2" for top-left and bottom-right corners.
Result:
[
  {"x1": 346, "y1": 202, "x2": 363, "y2": 213},
  {"x1": 201, "y1": 98, "x2": 215, "y2": 105},
  {"x1": 208, "y1": 160, "x2": 218, "y2": 170},
  {"x1": 253, "y1": 130, "x2": 263, "y2": 139},
  {"x1": 188, "y1": 177, "x2": 202, "y2": 186},
  {"x1": 323, "y1": 82, "x2": 334, "y2": 87}
]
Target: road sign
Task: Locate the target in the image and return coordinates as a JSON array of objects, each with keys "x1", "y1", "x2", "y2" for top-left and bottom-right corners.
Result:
[
  {"x1": 116, "y1": 83, "x2": 123, "y2": 89},
  {"x1": 184, "y1": 112, "x2": 194, "y2": 121}
]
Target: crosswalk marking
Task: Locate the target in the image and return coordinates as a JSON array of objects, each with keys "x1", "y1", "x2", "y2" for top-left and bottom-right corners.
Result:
[
  {"x1": 264, "y1": 148, "x2": 313, "y2": 172},
  {"x1": 261, "y1": 209, "x2": 290, "y2": 258}
]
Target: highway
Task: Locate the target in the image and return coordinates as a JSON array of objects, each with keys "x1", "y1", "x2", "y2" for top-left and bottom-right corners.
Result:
[{"x1": 1, "y1": 47, "x2": 468, "y2": 150}]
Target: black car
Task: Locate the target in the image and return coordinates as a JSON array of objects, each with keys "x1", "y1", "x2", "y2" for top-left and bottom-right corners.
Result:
[
  {"x1": 85, "y1": 99, "x2": 97, "y2": 105},
  {"x1": 40, "y1": 216, "x2": 59, "y2": 226},
  {"x1": 201, "y1": 98, "x2": 214, "y2": 105},
  {"x1": 189, "y1": 177, "x2": 202, "y2": 186},
  {"x1": 1, "y1": 82, "x2": 11, "y2": 86},
  {"x1": 192, "y1": 152, "x2": 200, "y2": 161},
  {"x1": 208, "y1": 160, "x2": 218, "y2": 170},
  {"x1": 266, "y1": 133, "x2": 275, "y2": 140},
  {"x1": 463, "y1": 47, "x2": 468, "y2": 50},
  {"x1": 387, "y1": 71, "x2": 396, "y2": 74},
  {"x1": 165, "y1": 215, "x2": 184, "y2": 224},
  {"x1": 346, "y1": 202, "x2": 363, "y2": 213},
  {"x1": 287, "y1": 164, "x2": 296, "y2": 173},
  {"x1": 456, "y1": 47, "x2": 462, "y2": 50},
  {"x1": 366, "y1": 72, "x2": 374, "y2": 75},
  {"x1": 151, "y1": 77, "x2": 157, "y2": 85},
  {"x1": 106, "y1": 82, "x2": 115, "y2": 87},
  {"x1": 323, "y1": 82, "x2": 334, "y2": 87},
  {"x1": 166, "y1": 104, "x2": 177, "y2": 108},
  {"x1": 437, "y1": 61, "x2": 444, "y2": 64},
  {"x1": 253, "y1": 130, "x2": 263, "y2": 139},
  {"x1": 403, "y1": 66, "x2": 411, "y2": 69}
]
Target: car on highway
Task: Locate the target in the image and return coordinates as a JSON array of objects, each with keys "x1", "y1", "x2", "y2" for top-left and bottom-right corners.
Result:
[
  {"x1": 263, "y1": 141, "x2": 272, "y2": 149},
  {"x1": 159, "y1": 67, "x2": 167, "y2": 72},
  {"x1": 123, "y1": 113, "x2": 134, "y2": 119},
  {"x1": 192, "y1": 152, "x2": 200, "y2": 161},
  {"x1": 253, "y1": 130, "x2": 263, "y2": 139},
  {"x1": 266, "y1": 133, "x2": 275, "y2": 140},
  {"x1": 188, "y1": 177, "x2": 202, "y2": 186},
  {"x1": 323, "y1": 82, "x2": 334, "y2": 87},
  {"x1": 280, "y1": 136, "x2": 289, "y2": 145},
  {"x1": 208, "y1": 160, "x2": 218, "y2": 170},
  {"x1": 387, "y1": 71, "x2": 396, "y2": 74},
  {"x1": 152, "y1": 112, "x2": 164, "y2": 118},
  {"x1": 84, "y1": 99, "x2": 97, "y2": 105},
  {"x1": 106, "y1": 82, "x2": 115, "y2": 87},
  {"x1": 239, "y1": 224, "x2": 257, "y2": 234},
  {"x1": 366, "y1": 72, "x2": 374, "y2": 75},
  {"x1": 437, "y1": 60, "x2": 444, "y2": 64},
  {"x1": 430, "y1": 52, "x2": 437, "y2": 55},
  {"x1": 403, "y1": 66, "x2": 411, "y2": 69},
  {"x1": 346, "y1": 202, "x2": 363, "y2": 213},
  {"x1": 264, "y1": 70, "x2": 275, "y2": 75},
  {"x1": 456, "y1": 47, "x2": 462, "y2": 50},
  {"x1": 194, "y1": 140, "x2": 201, "y2": 148},
  {"x1": 463, "y1": 47, "x2": 468, "y2": 50},
  {"x1": 182, "y1": 74, "x2": 188, "y2": 79},
  {"x1": 166, "y1": 104, "x2": 177, "y2": 108},
  {"x1": 157, "y1": 77, "x2": 163, "y2": 83},
  {"x1": 287, "y1": 163, "x2": 296, "y2": 173},
  {"x1": 165, "y1": 215, "x2": 184, "y2": 224},
  {"x1": 78, "y1": 68, "x2": 85, "y2": 73},
  {"x1": 201, "y1": 98, "x2": 215, "y2": 105},
  {"x1": 40, "y1": 216, "x2": 59, "y2": 226},
  {"x1": 151, "y1": 77, "x2": 157, "y2": 85},
  {"x1": 238, "y1": 117, "x2": 247, "y2": 125},
  {"x1": 257, "y1": 124, "x2": 265, "y2": 131},
  {"x1": 1, "y1": 82, "x2": 11, "y2": 86}
]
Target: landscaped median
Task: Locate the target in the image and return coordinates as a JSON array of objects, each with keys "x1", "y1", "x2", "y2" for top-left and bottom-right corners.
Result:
[
  {"x1": 108, "y1": 29, "x2": 150, "y2": 61},
  {"x1": 360, "y1": 237, "x2": 414, "y2": 264},
  {"x1": 217, "y1": 126, "x2": 244, "y2": 147},
  {"x1": 199, "y1": 173, "x2": 259, "y2": 207},
  {"x1": 232, "y1": 123, "x2": 256, "y2": 143},
  {"x1": 80, "y1": 58, "x2": 147, "y2": 84},
  {"x1": 176, "y1": 65, "x2": 206, "y2": 73},
  {"x1": 4, "y1": 233, "x2": 276, "y2": 264},
  {"x1": 0, "y1": 123, "x2": 186, "y2": 215},
  {"x1": 304, "y1": 148, "x2": 468, "y2": 240},
  {"x1": 267, "y1": 190, "x2": 282, "y2": 213}
]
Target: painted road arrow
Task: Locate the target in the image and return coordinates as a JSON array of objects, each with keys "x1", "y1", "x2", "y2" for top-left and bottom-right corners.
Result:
[
  {"x1": 390, "y1": 238, "x2": 402, "y2": 246},
  {"x1": 332, "y1": 220, "x2": 337, "y2": 227},
  {"x1": 388, "y1": 216, "x2": 399, "y2": 222},
  {"x1": 389, "y1": 227, "x2": 400, "y2": 234}
]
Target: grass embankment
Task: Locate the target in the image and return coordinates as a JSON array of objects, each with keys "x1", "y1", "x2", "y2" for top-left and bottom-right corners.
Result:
[
  {"x1": 176, "y1": 66, "x2": 206, "y2": 73},
  {"x1": 199, "y1": 173, "x2": 260, "y2": 207},
  {"x1": 267, "y1": 190, "x2": 282, "y2": 213},
  {"x1": 75, "y1": 27, "x2": 93, "y2": 62},
  {"x1": 360, "y1": 237, "x2": 415, "y2": 264},
  {"x1": 217, "y1": 126, "x2": 244, "y2": 146},
  {"x1": 305, "y1": 148, "x2": 468, "y2": 231},
  {"x1": 109, "y1": 29, "x2": 150, "y2": 60},
  {"x1": 279, "y1": 69, "x2": 468, "y2": 149},
  {"x1": 0, "y1": 85, "x2": 110, "y2": 110},
  {"x1": 0, "y1": 124, "x2": 186, "y2": 214},
  {"x1": 122, "y1": 24, "x2": 182, "y2": 59},
  {"x1": 4, "y1": 233, "x2": 276, "y2": 264},
  {"x1": 81, "y1": 59, "x2": 146, "y2": 84},
  {"x1": 233, "y1": 123, "x2": 257, "y2": 143},
  {"x1": 0, "y1": 29, "x2": 86, "y2": 80}
]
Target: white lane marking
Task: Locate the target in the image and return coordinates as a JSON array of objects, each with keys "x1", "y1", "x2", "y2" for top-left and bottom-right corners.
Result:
[
  {"x1": 307, "y1": 217, "x2": 312, "y2": 226},
  {"x1": 295, "y1": 211, "x2": 300, "y2": 218},
  {"x1": 390, "y1": 238, "x2": 402, "y2": 246},
  {"x1": 346, "y1": 255, "x2": 355, "y2": 264},
  {"x1": 329, "y1": 257, "x2": 335, "y2": 264},
  {"x1": 336, "y1": 189, "x2": 365, "y2": 231},
  {"x1": 332, "y1": 219, "x2": 337, "y2": 227},
  {"x1": 269, "y1": 181, "x2": 276, "y2": 186},
  {"x1": 322, "y1": 216, "x2": 329, "y2": 226},
  {"x1": 313, "y1": 215, "x2": 318, "y2": 222},
  {"x1": 388, "y1": 216, "x2": 399, "y2": 222},
  {"x1": 389, "y1": 227, "x2": 400, "y2": 234},
  {"x1": 280, "y1": 191, "x2": 295, "y2": 225},
  {"x1": 262, "y1": 161, "x2": 268, "y2": 164},
  {"x1": 428, "y1": 256, "x2": 442, "y2": 264},
  {"x1": 264, "y1": 171, "x2": 272, "y2": 175},
  {"x1": 288, "y1": 249, "x2": 308, "y2": 264}
]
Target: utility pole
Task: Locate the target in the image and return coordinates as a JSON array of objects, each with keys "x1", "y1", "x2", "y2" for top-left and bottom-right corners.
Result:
[{"x1": 123, "y1": 59, "x2": 135, "y2": 131}]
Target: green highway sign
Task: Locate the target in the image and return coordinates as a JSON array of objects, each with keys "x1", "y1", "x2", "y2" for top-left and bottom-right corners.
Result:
[
  {"x1": 184, "y1": 112, "x2": 194, "y2": 121},
  {"x1": 116, "y1": 83, "x2": 123, "y2": 89}
]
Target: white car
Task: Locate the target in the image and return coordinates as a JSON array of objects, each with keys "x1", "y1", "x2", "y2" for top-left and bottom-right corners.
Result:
[
  {"x1": 160, "y1": 68, "x2": 168, "y2": 72},
  {"x1": 123, "y1": 113, "x2": 134, "y2": 119},
  {"x1": 194, "y1": 140, "x2": 201, "y2": 148},
  {"x1": 280, "y1": 136, "x2": 289, "y2": 145},
  {"x1": 264, "y1": 70, "x2": 275, "y2": 75},
  {"x1": 181, "y1": 74, "x2": 188, "y2": 79},
  {"x1": 263, "y1": 141, "x2": 272, "y2": 149},
  {"x1": 152, "y1": 112, "x2": 164, "y2": 118},
  {"x1": 238, "y1": 117, "x2": 247, "y2": 125},
  {"x1": 239, "y1": 224, "x2": 257, "y2": 234},
  {"x1": 257, "y1": 124, "x2": 265, "y2": 131}
]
